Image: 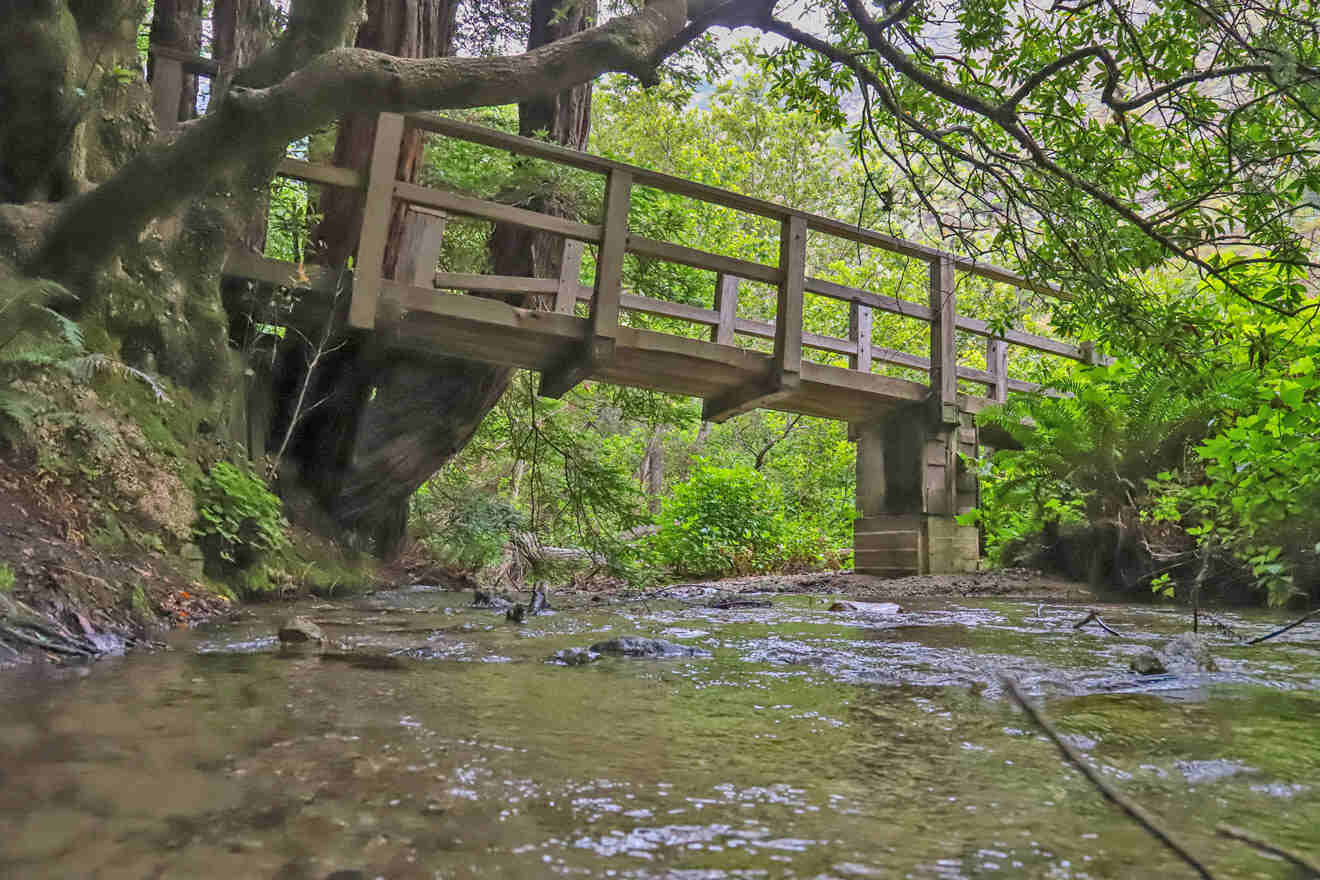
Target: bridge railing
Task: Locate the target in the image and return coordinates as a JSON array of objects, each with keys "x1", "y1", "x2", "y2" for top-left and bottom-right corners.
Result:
[{"x1": 257, "y1": 112, "x2": 1099, "y2": 419}]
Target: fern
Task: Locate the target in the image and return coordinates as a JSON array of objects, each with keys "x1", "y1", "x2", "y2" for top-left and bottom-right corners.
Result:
[
  {"x1": 63, "y1": 354, "x2": 172, "y2": 403},
  {"x1": 0, "y1": 277, "x2": 77, "y2": 354},
  {"x1": 0, "y1": 389, "x2": 43, "y2": 434}
]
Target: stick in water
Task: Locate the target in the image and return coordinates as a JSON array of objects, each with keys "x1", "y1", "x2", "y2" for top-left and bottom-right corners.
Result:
[
  {"x1": 1073, "y1": 609, "x2": 1124, "y2": 637},
  {"x1": 1245, "y1": 609, "x2": 1319, "y2": 646},
  {"x1": 1216, "y1": 824, "x2": 1320, "y2": 877},
  {"x1": 999, "y1": 675, "x2": 1218, "y2": 880}
]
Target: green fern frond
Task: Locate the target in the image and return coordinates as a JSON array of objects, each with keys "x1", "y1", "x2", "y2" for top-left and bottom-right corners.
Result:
[
  {"x1": 63, "y1": 354, "x2": 172, "y2": 403},
  {"x1": 0, "y1": 276, "x2": 81, "y2": 357},
  {"x1": 34, "y1": 306, "x2": 84, "y2": 349},
  {"x1": 0, "y1": 388, "x2": 43, "y2": 435}
]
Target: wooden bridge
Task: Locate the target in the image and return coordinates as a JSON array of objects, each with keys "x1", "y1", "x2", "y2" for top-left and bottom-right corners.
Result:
[{"x1": 218, "y1": 111, "x2": 1100, "y2": 577}]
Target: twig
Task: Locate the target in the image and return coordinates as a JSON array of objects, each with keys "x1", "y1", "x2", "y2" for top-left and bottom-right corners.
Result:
[
  {"x1": 1000, "y1": 676, "x2": 1218, "y2": 880},
  {"x1": 1244, "y1": 609, "x2": 1320, "y2": 646},
  {"x1": 1073, "y1": 609, "x2": 1124, "y2": 637},
  {"x1": 269, "y1": 266, "x2": 349, "y2": 479},
  {"x1": 1215, "y1": 823, "x2": 1320, "y2": 876}
]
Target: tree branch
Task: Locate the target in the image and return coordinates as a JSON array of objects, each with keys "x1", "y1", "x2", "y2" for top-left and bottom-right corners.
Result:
[{"x1": 31, "y1": 0, "x2": 744, "y2": 278}]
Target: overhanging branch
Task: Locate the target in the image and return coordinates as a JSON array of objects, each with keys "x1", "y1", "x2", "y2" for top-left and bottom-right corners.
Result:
[{"x1": 31, "y1": 0, "x2": 751, "y2": 278}]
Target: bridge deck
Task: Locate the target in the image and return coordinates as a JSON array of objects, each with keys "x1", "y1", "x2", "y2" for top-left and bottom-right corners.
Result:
[
  {"x1": 221, "y1": 112, "x2": 1098, "y2": 426},
  {"x1": 383, "y1": 282, "x2": 926, "y2": 423}
]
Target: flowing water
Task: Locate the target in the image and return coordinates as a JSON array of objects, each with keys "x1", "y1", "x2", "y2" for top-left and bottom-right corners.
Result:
[{"x1": 1, "y1": 587, "x2": 1318, "y2": 879}]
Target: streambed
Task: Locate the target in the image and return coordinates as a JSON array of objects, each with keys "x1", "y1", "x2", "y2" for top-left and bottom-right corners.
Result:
[{"x1": 1, "y1": 586, "x2": 1317, "y2": 878}]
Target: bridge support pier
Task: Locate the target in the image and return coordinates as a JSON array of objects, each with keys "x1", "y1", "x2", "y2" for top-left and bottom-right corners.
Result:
[{"x1": 852, "y1": 402, "x2": 980, "y2": 576}]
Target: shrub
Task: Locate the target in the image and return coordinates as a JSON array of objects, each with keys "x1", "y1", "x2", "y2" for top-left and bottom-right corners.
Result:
[
  {"x1": 648, "y1": 461, "x2": 786, "y2": 577},
  {"x1": 194, "y1": 462, "x2": 288, "y2": 573},
  {"x1": 415, "y1": 488, "x2": 525, "y2": 571}
]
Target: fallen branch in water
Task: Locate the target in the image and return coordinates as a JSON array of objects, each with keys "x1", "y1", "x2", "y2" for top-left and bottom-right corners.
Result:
[
  {"x1": 1245, "y1": 609, "x2": 1319, "y2": 646},
  {"x1": 1073, "y1": 609, "x2": 1124, "y2": 637},
  {"x1": 1000, "y1": 676, "x2": 1219, "y2": 880},
  {"x1": 1216, "y1": 824, "x2": 1320, "y2": 876}
]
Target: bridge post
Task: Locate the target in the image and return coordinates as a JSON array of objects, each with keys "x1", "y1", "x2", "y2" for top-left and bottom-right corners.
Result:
[
  {"x1": 348, "y1": 113, "x2": 407, "y2": 330},
  {"x1": 540, "y1": 169, "x2": 631, "y2": 398},
  {"x1": 853, "y1": 254, "x2": 979, "y2": 576},
  {"x1": 712, "y1": 273, "x2": 739, "y2": 345},
  {"x1": 852, "y1": 405, "x2": 981, "y2": 576},
  {"x1": 702, "y1": 214, "x2": 806, "y2": 421},
  {"x1": 986, "y1": 337, "x2": 1009, "y2": 403}
]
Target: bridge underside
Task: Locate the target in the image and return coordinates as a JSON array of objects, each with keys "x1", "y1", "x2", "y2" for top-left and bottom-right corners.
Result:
[{"x1": 380, "y1": 287, "x2": 929, "y2": 424}]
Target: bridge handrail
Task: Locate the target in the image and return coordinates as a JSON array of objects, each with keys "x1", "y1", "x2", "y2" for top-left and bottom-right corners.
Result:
[
  {"x1": 275, "y1": 150, "x2": 1086, "y2": 363},
  {"x1": 262, "y1": 112, "x2": 1102, "y2": 414}
]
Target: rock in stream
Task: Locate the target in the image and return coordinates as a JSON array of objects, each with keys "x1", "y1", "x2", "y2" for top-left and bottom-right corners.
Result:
[{"x1": 589, "y1": 636, "x2": 711, "y2": 659}]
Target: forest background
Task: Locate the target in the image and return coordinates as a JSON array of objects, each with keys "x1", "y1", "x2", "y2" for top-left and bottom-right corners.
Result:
[{"x1": 0, "y1": 0, "x2": 1316, "y2": 628}]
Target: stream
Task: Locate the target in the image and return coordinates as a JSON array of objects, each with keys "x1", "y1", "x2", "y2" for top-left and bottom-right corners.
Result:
[{"x1": 1, "y1": 586, "x2": 1317, "y2": 879}]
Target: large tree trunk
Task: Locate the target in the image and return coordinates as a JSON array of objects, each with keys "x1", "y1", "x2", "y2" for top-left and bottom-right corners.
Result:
[
  {"x1": 280, "y1": 0, "x2": 597, "y2": 558},
  {"x1": 272, "y1": 0, "x2": 461, "y2": 555}
]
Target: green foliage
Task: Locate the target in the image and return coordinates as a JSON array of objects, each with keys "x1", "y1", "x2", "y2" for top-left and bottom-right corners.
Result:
[
  {"x1": 760, "y1": 1, "x2": 1320, "y2": 341},
  {"x1": 975, "y1": 355, "x2": 1210, "y2": 562},
  {"x1": 0, "y1": 275, "x2": 83, "y2": 442},
  {"x1": 414, "y1": 481, "x2": 526, "y2": 571},
  {"x1": 973, "y1": 260, "x2": 1320, "y2": 603},
  {"x1": 265, "y1": 176, "x2": 320, "y2": 265},
  {"x1": 194, "y1": 462, "x2": 289, "y2": 572},
  {"x1": 648, "y1": 461, "x2": 788, "y2": 577},
  {"x1": 0, "y1": 562, "x2": 14, "y2": 593}
]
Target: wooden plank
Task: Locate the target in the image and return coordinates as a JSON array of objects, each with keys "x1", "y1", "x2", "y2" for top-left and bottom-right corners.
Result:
[
  {"x1": 555, "y1": 239, "x2": 585, "y2": 314},
  {"x1": 276, "y1": 157, "x2": 363, "y2": 189},
  {"x1": 392, "y1": 181, "x2": 602, "y2": 243},
  {"x1": 985, "y1": 337, "x2": 1008, "y2": 403},
  {"x1": 540, "y1": 169, "x2": 630, "y2": 398},
  {"x1": 954, "y1": 313, "x2": 1086, "y2": 360},
  {"x1": 623, "y1": 293, "x2": 719, "y2": 325},
  {"x1": 702, "y1": 378, "x2": 796, "y2": 423},
  {"x1": 735, "y1": 317, "x2": 855, "y2": 357},
  {"x1": 713, "y1": 274, "x2": 739, "y2": 345},
  {"x1": 221, "y1": 249, "x2": 345, "y2": 294},
  {"x1": 151, "y1": 55, "x2": 185, "y2": 132},
  {"x1": 872, "y1": 345, "x2": 929, "y2": 372},
  {"x1": 775, "y1": 215, "x2": 807, "y2": 385},
  {"x1": 805, "y1": 276, "x2": 935, "y2": 321},
  {"x1": 850, "y1": 303, "x2": 873, "y2": 372},
  {"x1": 801, "y1": 360, "x2": 925, "y2": 402},
  {"x1": 379, "y1": 280, "x2": 585, "y2": 339},
  {"x1": 408, "y1": 113, "x2": 1073, "y2": 303},
  {"x1": 698, "y1": 216, "x2": 844, "y2": 420},
  {"x1": 431, "y1": 272, "x2": 558, "y2": 295},
  {"x1": 626, "y1": 235, "x2": 780, "y2": 285},
  {"x1": 928, "y1": 255, "x2": 958, "y2": 422},
  {"x1": 395, "y1": 208, "x2": 447, "y2": 287},
  {"x1": 572, "y1": 285, "x2": 721, "y2": 325},
  {"x1": 348, "y1": 113, "x2": 406, "y2": 330},
  {"x1": 587, "y1": 169, "x2": 631, "y2": 351},
  {"x1": 410, "y1": 113, "x2": 793, "y2": 223},
  {"x1": 808, "y1": 274, "x2": 1086, "y2": 361}
]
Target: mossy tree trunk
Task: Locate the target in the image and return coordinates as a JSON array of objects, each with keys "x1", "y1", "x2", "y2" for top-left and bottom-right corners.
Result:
[{"x1": 278, "y1": 0, "x2": 597, "y2": 558}]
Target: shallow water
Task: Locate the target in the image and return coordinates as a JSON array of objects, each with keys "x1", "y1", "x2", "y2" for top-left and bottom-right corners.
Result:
[{"x1": 1, "y1": 589, "x2": 1318, "y2": 879}]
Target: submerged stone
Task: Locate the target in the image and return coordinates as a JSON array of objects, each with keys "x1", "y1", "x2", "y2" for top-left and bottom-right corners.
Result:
[
  {"x1": 1162, "y1": 632, "x2": 1218, "y2": 672},
  {"x1": 1129, "y1": 647, "x2": 1166, "y2": 675},
  {"x1": 277, "y1": 616, "x2": 323, "y2": 645},
  {"x1": 549, "y1": 647, "x2": 600, "y2": 666},
  {"x1": 589, "y1": 636, "x2": 711, "y2": 659}
]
